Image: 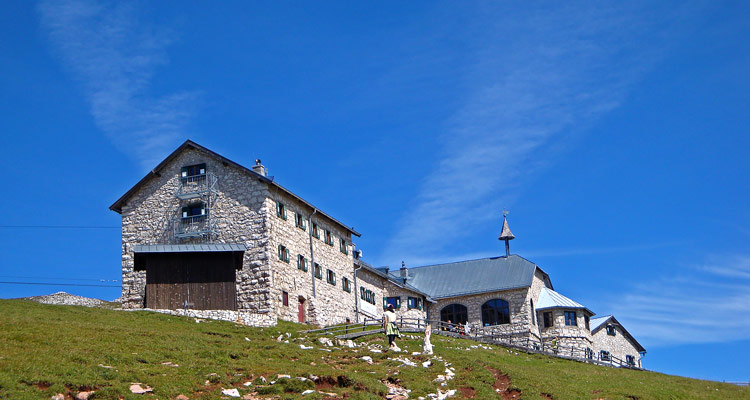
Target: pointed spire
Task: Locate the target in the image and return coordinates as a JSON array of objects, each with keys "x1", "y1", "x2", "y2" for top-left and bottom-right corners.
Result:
[{"x1": 499, "y1": 210, "x2": 514, "y2": 257}]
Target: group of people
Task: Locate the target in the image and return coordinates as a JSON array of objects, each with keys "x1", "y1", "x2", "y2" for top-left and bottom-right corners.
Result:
[{"x1": 441, "y1": 319, "x2": 470, "y2": 335}]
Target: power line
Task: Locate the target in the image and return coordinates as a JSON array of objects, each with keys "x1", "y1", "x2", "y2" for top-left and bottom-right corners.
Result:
[
  {"x1": 0, "y1": 225, "x2": 119, "y2": 229},
  {"x1": 0, "y1": 276, "x2": 119, "y2": 282},
  {"x1": 0, "y1": 281, "x2": 120, "y2": 288}
]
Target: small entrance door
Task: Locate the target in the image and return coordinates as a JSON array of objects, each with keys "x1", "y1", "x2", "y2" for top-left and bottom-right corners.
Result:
[{"x1": 298, "y1": 297, "x2": 306, "y2": 323}]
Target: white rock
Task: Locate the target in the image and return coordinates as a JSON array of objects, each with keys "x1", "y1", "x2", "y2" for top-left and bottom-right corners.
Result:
[
  {"x1": 360, "y1": 356, "x2": 373, "y2": 364},
  {"x1": 51, "y1": 394, "x2": 65, "y2": 400},
  {"x1": 345, "y1": 340, "x2": 356, "y2": 348},
  {"x1": 318, "y1": 337, "x2": 333, "y2": 346},
  {"x1": 412, "y1": 352, "x2": 421, "y2": 356},
  {"x1": 244, "y1": 337, "x2": 251, "y2": 341},
  {"x1": 129, "y1": 383, "x2": 153, "y2": 394},
  {"x1": 277, "y1": 374, "x2": 291, "y2": 379},
  {"x1": 243, "y1": 381, "x2": 252, "y2": 387},
  {"x1": 301, "y1": 389, "x2": 316, "y2": 395},
  {"x1": 221, "y1": 388, "x2": 240, "y2": 397},
  {"x1": 422, "y1": 360, "x2": 432, "y2": 368},
  {"x1": 300, "y1": 344, "x2": 313, "y2": 350}
]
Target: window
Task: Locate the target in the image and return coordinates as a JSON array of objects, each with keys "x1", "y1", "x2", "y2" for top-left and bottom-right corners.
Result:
[
  {"x1": 181, "y1": 202, "x2": 206, "y2": 221},
  {"x1": 481, "y1": 299, "x2": 510, "y2": 326},
  {"x1": 324, "y1": 230, "x2": 333, "y2": 246},
  {"x1": 564, "y1": 311, "x2": 577, "y2": 326},
  {"x1": 384, "y1": 296, "x2": 401, "y2": 310},
  {"x1": 326, "y1": 269, "x2": 336, "y2": 285},
  {"x1": 543, "y1": 312, "x2": 553, "y2": 328},
  {"x1": 360, "y1": 288, "x2": 375, "y2": 305},
  {"x1": 277, "y1": 245, "x2": 290, "y2": 263},
  {"x1": 339, "y1": 238, "x2": 348, "y2": 255},
  {"x1": 407, "y1": 297, "x2": 423, "y2": 310},
  {"x1": 181, "y1": 163, "x2": 206, "y2": 182},
  {"x1": 314, "y1": 263, "x2": 322, "y2": 279},
  {"x1": 312, "y1": 223, "x2": 320, "y2": 239},
  {"x1": 585, "y1": 347, "x2": 593, "y2": 359},
  {"x1": 606, "y1": 325, "x2": 616, "y2": 336},
  {"x1": 276, "y1": 201, "x2": 287, "y2": 220},
  {"x1": 282, "y1": 291, "x2": 289, "y2": 307},
  {"x1": 440, "y1": 304, "x2": 468, "y2": 325},
  {"x1": 584, "y1": 315, "x2": 590, "y2": 331},
  {"x1": 295, "y1": 212, "x2": 306, "y2": 230},
  {"x1": 600, "y1": 350, "x2": 611, "y2": 361},
  {"x1": 297, "y1": 254, "x2": 308, "y2": 272},
  {"x1": 342, "y1": 277, "x2": 351, "y2": 293},
  {"x1": 530, "y1": 300, "x2": 536, "y2": 325},
  {"x1": 626, "y1": 355, "x2": 635, "y2": 366}
]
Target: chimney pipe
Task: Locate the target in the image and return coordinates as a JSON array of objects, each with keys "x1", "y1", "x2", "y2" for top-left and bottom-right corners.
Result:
[
  {"x1": 252, "y1": 159, "x2": 267, "y2": 176},
  {"x1": 399, "y1": 261, "x2": 408, "y2": 281}
]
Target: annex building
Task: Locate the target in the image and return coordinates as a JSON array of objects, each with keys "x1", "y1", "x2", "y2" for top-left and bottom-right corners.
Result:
[{"x1": 110, "y1": 140, "x2": 646, "y2": 367}]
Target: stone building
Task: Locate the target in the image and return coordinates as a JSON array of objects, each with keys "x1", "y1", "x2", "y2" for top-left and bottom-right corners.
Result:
[
  {"x1": 590, "y1": 315, "x2": 646, "y2": 368},
  {"x1": 110, "y1": 140, "x2": 643, "y2": 366},
  {"x1": 110, "y1": 140, "x2": 428, "y2": 327}
]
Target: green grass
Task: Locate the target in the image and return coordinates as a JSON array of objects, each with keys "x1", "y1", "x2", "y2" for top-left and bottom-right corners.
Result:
[{"x1": 0, "y1": 300, "x2": 747, "y2": 400}]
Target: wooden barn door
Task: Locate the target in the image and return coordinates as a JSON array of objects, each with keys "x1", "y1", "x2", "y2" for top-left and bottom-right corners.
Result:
[{"x1": 145, "y1": 252, "x2": 237, "y2": 310}]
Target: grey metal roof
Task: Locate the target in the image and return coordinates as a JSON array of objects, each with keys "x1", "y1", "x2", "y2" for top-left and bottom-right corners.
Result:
[
  {"x1": 589, "y1": 315, "x2": 612, "y2": 332},
  {"x1": 133, "y1": 243, "x2": 247, "y2": 253},
  {"x1": 536, "y1": 287, "x2": 594, "y2": 315},
  {"x1": 354, "y1": 258, "x2": 435, "y2": 302},
  {"x1": 394, "y1": 255, "x2": 540, "y2": 299}
]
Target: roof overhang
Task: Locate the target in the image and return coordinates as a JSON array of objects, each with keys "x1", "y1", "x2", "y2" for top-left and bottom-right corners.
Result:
[
  {"x1": 110, "y1": 140, "x2": 361, "y2": 237},
  {"x1": 133, "y1": 243, "x2": 247, "y2": 271},
  {"x1": 591, "y1": 315, "x2": 646, "y2": 353}
]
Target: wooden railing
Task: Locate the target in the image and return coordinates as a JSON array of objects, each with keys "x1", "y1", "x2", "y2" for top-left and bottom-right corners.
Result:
[{"x1": 304, "y1": 318, "x2": 642, "y2": 370}]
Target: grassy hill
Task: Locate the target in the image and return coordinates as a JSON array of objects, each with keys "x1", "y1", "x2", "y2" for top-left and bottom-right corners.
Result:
[{"x1": 0, "y1": 300, "x2": 747, "y2": 400}]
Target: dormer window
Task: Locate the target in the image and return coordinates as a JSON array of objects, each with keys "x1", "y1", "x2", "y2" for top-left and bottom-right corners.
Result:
[
  {"x1": 182, "y1": 202, "x2": 206, "y2": 221},
  {"x1": 181, "y1": 163, "x2": 206, "y2": 182},
  {"x1": 606, "y1": 325, "x2": 616, "y2": 336}
]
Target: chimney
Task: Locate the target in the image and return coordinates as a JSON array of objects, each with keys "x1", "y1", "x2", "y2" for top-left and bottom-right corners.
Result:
[
  {"x1": 252, "y1": 159, "x2": 267, "y2": 176},
  {"x1": 399, "y1": 261, "x2": 408, "y2": 280}
]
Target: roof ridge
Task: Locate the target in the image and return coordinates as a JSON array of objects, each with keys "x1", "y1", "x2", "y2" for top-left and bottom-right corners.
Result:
[{"x1": 410, "y1": 254, "x2": 523, "y2": 270}]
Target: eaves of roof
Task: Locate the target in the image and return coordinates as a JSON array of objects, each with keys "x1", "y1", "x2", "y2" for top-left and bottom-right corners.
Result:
[
  {"x1": 109, "y1": 140, "x2": 360, "y2": 237},
  {"x1": 354, "y1": 258, "x2": 435, "y2": 302}
]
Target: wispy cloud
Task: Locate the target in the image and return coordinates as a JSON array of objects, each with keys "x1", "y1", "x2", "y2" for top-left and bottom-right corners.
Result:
[
  {"x1": 38, "y1": 0, "x2": 197, "y2": 170},
  {"x1": 525, "y1": 241, "x2": 683, "y2": 259},
  {"x1": 610, "y1": 254, "x2": 750, "y2": 347},
  {"x1": 381, "y1": 3, "x2": 697, "y2": 264}
]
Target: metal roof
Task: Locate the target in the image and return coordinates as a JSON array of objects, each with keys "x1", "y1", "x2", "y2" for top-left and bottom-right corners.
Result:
[
  {"x1": 133, "y1": 243, "x2": 247, "y2": 253},
  {"x1": 589, "y1": 315, "x2": 612, "y2": 332},
  {"x1": 536, "y1": 287, "x2": 594, "y2": 315},
  {"x1": 393, "y1": 255, "x2": 540, "y2": 299},
  {"x1": 110, "y1": 140, "x2": 360, "y2": 237},
  {"x1": 354, "y1": 258, "x2": 435, "y2": 302}
]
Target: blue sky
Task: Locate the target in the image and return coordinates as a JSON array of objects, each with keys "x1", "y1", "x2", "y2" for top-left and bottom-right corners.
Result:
[{"x1": 1, "y1": 1, "x2": 748, "y2": 383}]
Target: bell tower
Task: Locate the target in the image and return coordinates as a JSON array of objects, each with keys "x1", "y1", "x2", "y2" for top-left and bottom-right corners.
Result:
[{"x1": 498, "y1": 210, "x2": 515, "y2": 257}]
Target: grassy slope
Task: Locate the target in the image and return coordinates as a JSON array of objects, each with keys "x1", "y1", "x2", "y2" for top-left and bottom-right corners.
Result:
[{"x1": 0, "y1": 300, "x2": 747, "y2": 400}]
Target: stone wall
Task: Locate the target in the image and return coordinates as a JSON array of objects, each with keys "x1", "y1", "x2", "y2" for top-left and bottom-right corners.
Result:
[
  {"x1": 428, "y1": 288, "x2": 531, "y2": 337},
  {"x1": 592, "y1": 322, "x2": 643, "y2": 367},
  {"x1": 354, "y1": 268, "x2": 386, "y2": 321},
  {"x1": 382, "y1": 280, "x2": 428, "y2": 321},
  {"x1": 119, "y1": 148, "x2": 272, "y2": 316},
  {"x1": 536, "y1": 308, "x2": 593, "y2": 353},
  {"x1": 266, "y1": 192, "x2": 356, "y2": 327}
]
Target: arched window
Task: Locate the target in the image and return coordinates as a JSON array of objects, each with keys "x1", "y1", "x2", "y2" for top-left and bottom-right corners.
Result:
[
  {"x1": 440, "y1": 304, "x2": 468, "y2": 325},
  {"x1": 481, "y1": 299, "x2": 510, "y2": 326}
]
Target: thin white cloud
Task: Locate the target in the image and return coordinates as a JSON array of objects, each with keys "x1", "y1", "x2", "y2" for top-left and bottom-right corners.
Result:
[
  {"x1": 610, "y1": 254, "x2": 750, "y2": 347},
  {"x1": 38, "y1": 0, "x2": 197, "y2": 170},
  {"x1": 381, "y1": 3, "x2": 699, "y2": 264}
]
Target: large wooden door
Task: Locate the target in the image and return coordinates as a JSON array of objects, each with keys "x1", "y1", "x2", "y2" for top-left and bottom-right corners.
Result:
[{"x1": 145, "y1": 252, "x2": 237, "y2": 310}]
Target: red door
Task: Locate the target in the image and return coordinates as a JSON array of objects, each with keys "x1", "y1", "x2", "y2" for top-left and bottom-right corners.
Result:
[{"x1": 298, "y1": 297, "x2": 305, "y2": 323}]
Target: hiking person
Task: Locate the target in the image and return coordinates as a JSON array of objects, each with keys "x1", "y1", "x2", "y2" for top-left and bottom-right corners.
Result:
[{"x1": 383, "y1": 304, "x2": 400, "y2": 350}]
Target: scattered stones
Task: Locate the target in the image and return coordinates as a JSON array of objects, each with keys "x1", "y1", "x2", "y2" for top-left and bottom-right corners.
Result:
[
  {"x1": 221, "y1": 388, "x2": 241, "y2": 397},
  {"x1": 318, "y1": 337, "x2": 333, "y2": 346},
  {"x1": 51, "y1": 394, "x2": 64, "y2": 400},
  {"x1": 129, "y1": 383, "x2": 153, "y2": 394},
  {"x1": 75, "y1": 391, "x2": 93, "y2": 400},
  {"x1": 276, "y1": 335, "x2": 284, "y2": 342},
  {"x1": 161, "y1": 361, "x2": 179, "y2": 367},
  {"x1": 389, "y1": 357, "x2": 417, "y2": 367},
  {"x1": 24, "y1": 292, "x2": 105, "y2": 307}
]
